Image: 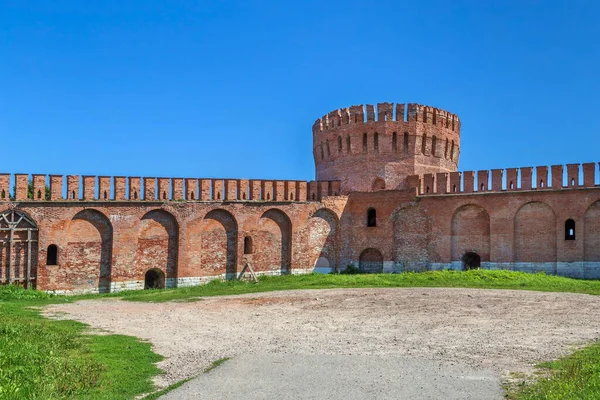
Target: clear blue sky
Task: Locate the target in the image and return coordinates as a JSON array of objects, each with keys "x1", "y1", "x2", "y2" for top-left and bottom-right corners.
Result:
[{"x1": 1, "y1": 1, "x2": 599, "y2": 181}]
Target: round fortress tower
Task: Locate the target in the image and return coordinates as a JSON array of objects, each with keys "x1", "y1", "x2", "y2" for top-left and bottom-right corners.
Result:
[{"x1": 312, "y1": 102, "x2": 461, "y2": 194}]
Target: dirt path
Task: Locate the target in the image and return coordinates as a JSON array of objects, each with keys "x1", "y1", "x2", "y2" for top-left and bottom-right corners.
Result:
[{"x1": 45, "y1": 287, "x2": 600, "y2": 391}]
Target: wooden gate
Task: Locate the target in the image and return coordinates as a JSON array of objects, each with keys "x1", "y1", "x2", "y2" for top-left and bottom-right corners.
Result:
[{"x1": 0, "y1": 210, "x2": 38, "y2": 288}]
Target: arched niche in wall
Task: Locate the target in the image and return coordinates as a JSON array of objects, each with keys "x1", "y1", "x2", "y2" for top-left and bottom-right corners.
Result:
[
  {"x1": 202, "y1": 209, "x2": 238, "y2": 279},
  {"x1": 584, "y1": 200, "x2": 600, "y2": 261},
  {"x1": 307, "y1": 208, "x2": 340, "y2": 273},
  {"x1": 514, "y1": 201, "x2": 556, "y2": 263},
  {"x1": 138, "y1": 209, "x2": 179, "y2": 287},
  {"x1": 66, "y1": 209, "x2": 113, "y2": 293},
  {"x1": 451, "y1": 204, "x2": 490, "y2": 263},
  {"x1": 393, "y1": 205, "x2": 430, "y2": 272},
  {"x1": 257, "y1": 209, "x2": 292, "y2": 275}
]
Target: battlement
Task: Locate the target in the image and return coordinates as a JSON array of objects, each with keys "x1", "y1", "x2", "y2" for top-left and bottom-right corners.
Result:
[
  {"x1": 312, "y1": 102, "x2": 461, "y2": 135},
  {"x1": 0, "y1": 174, "x2": 341, "y2": 203},
  {"x1": 407, "y1": 162, "x2": 600, "y2": 196}
]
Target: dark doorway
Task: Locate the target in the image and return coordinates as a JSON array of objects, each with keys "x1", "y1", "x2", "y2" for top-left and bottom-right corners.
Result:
[
  {"x1": 144, "y1": 268, "x2": 165, "y2": 289},
  {"x1": 462, "y1": 252, "x2": 481, "y2": 271}
]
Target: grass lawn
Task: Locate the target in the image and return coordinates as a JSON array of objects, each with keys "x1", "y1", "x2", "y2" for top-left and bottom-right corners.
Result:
[
  {"x1": 0, "y1": 286, "x2": 162, "y2": 400},
  {"x1": 3, "y1": 269, "x2": 600, "y2": 399}
]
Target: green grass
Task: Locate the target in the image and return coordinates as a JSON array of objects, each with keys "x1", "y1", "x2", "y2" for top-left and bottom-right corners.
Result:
[
  {"x1": 112, "y1": 269, "x2": 600, "y2": 303},
  {"x1": 0, "y1": 287, "x2": 163, "y2": 400},
  {"x1": 507, "y1": 341, "x2": 600, "y2": 399},
  {"x1": 4, "y1": 270, "x2": 600, "y2": 399}
]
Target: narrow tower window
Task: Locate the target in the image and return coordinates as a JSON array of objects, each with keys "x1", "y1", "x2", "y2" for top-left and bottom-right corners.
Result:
[
  {"x1": 565, "y1": 219, "x2": 576, "y2": 240},
  {"x1": 392, "y1": 132, "x2": 397, "y2": 152},
  {"x1": 363, "y1": 133, "x2": 368, "y2": 153},
  {"x1": 367, "y1": 208, "x2": 377, "y2": 227},
  {"x1": 450, "y1": 140, "x2": 455, "y2": 160},
  {"x1": 374, "y1": 133, "x2": 379, "y2": 152},
  {"x1": 346, "y1": 136, "x2": 351, "y2": 152},
  {"x1": 404, "y1": 132, "x2": 409, "y2": 154},
  {"x1": 445, "y1": 138, "x2": 449, "y2": 158},
  {"x1": 47, "y1": 245, "x2": 58, "y2": 265}
]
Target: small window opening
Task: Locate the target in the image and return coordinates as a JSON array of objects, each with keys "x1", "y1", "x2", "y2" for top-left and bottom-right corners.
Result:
[
  {"x1": 312, "y1": 193, "x2": 316, "y2": 200},
  {"x1": 243, "y1": 193, "x2": 247, "y2": 200},
  {"x1": 163, "y1": 191, "x2": 167, "y2": 200},
  {"x1": 133, "y1": 191, "x2": 138, "y2": 200},
  {"x1": 244, "y1": 236, "x2": 253, "y2": 254},
  {"x1": 337, "y1": 136, "x2": 342, "y2": 153},
  {"x1": 571, "y1": 178, "x2": 575, "y2": 186},
  {"x1": 421, "y1": 134, "x2": 427, "y2": 154},
  {"x1": 426, "y1": 186, "x2": 430, "y2": 193},
  {"x1": 392, "y1": 132, "x2": 397, "y2": 152},
  {"x1": 362, "y1": 133, "x2": 367, "y2": 153},
  {"x1": 1, "y1": 189, "x2": 5, "y2": 199},
  {"x1": 37, "y1": 190, "x2": 41, "y2": 199},
  {"x1": 565, "y1": 219, "x2": 576, "y2": 240},
  {"x1": 540, "y1": 180, "x2": 545, "y2": 188},
  {"x1": 190, "y1": 192, "x2": 195, "y2": 200},
  {"x1": 217, "y1": 192, "x2": 221, "y2": 200},
  {"x1": 266, "y1": 192, "x2": 270, "y2": 200},
  {"x1": 290, "y1": 192, "x2": 294, "y2": 200},
  {"x1": 374, "y1": 133, "x2": 379, "y2": 152},
  {"x1": 509, "y1": 182, "x2": 514, "y2": 189},
  {"x1": 367, "y1": 208, "x2": 377, "y2": 227},
  {"x1": 346, "y1": 136, "x2": 351, "y2": 152},
  {"x1": 71, "y1": 190, "x2": 75, "y2": 199},
  {"x1": 404, "y1": 132, "x2": 409, "y2": 154},
  {"x1": 445, "y1": 138, "x2": 449, "y2": 158},
  {"x1": 480, "y1": 183, "x2": 485, "y2": 191},
  {"x1": 453, "y1": 184, "x2": 457, "y2": 192},
  {"x1": 47, "y1": 245, "x2": 58, "y2": 265}
]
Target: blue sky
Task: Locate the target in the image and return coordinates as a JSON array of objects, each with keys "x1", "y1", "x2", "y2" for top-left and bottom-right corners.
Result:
[{"x1": 1, "y1": 1, "x2": 598, "y2": 181}]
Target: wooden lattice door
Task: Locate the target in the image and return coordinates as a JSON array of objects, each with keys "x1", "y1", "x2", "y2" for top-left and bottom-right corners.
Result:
[{"x1": 0, "y1": 210, "x2": 39, "y2": 288}]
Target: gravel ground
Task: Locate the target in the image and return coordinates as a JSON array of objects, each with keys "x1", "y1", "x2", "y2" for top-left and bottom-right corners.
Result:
[{"x1": 45, "y1": 288, "x2": 600, "y2": 397}]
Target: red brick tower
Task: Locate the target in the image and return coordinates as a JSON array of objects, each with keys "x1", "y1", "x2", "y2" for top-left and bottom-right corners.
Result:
[{"x1": 312, "y1": 103, "x2": 460, "y2": 194}]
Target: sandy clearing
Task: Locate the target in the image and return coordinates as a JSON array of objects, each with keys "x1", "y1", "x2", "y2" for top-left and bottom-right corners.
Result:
[{"x1": 44, "y1": 287, "x2": 600, "y2": 389}]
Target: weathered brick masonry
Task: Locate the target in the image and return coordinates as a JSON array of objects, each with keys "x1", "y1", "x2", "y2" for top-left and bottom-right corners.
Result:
[{"x1": 1, "y1": 102, "x2": 599, "y2": 293}]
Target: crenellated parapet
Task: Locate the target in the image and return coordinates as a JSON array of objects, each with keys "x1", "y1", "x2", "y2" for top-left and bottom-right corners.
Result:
[
  {"x1": 0, "y1": 174, "x2": 341, "y2": 203},
  {"x1": 407, "y1": 162, "x2": 600, "y2": 196},
  {"x1": 312, "y1": 102, "x2": 460, "y2": 135},
  {"x1": 313, "y1": 102, "x2": 461, "y2": 194}
]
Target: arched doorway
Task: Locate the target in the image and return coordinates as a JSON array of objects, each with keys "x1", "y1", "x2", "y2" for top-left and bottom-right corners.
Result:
[
  {"x1": 0, "y1": 210, "x2": 38, "y2": 288},
  {"x1": 313, "y1": 257, "x2": 331, "y2": 274},
  {"x1": 359, "y1": 248, "x2": 383, "y2": 273},
  {"x1": 462, "y1": 252, "x2": 481, "y2": 270},
  {"x1": 144, "y1": 268, "x2": 165, "y2": 289}
]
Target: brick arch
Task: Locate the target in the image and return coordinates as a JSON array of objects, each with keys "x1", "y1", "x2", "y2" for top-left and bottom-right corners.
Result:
[
  {"x1": 451, "y1": 204, "x2": 490, "y2": 264},
  {"x1": 202, "y1": 209, "x2": 238, "y2": 279},
  {"x1": 514, "y1": 201, "x2": 556, "y2": 264},
  {"x1": 307, "y1": 208, "x2": 340, "y2": 273},
  {"x1": 257, "y1": 209, "x2": 292, "y2": 274},
  {"x1": 138, "y1": 209, "x2": 179, "y2": 287},
  {"x1": 66, "y1": 209, "x2": 113, "y2": 293},
  {"x1": 584, "y1": 200, "x2": 600, "y2": 261}
]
